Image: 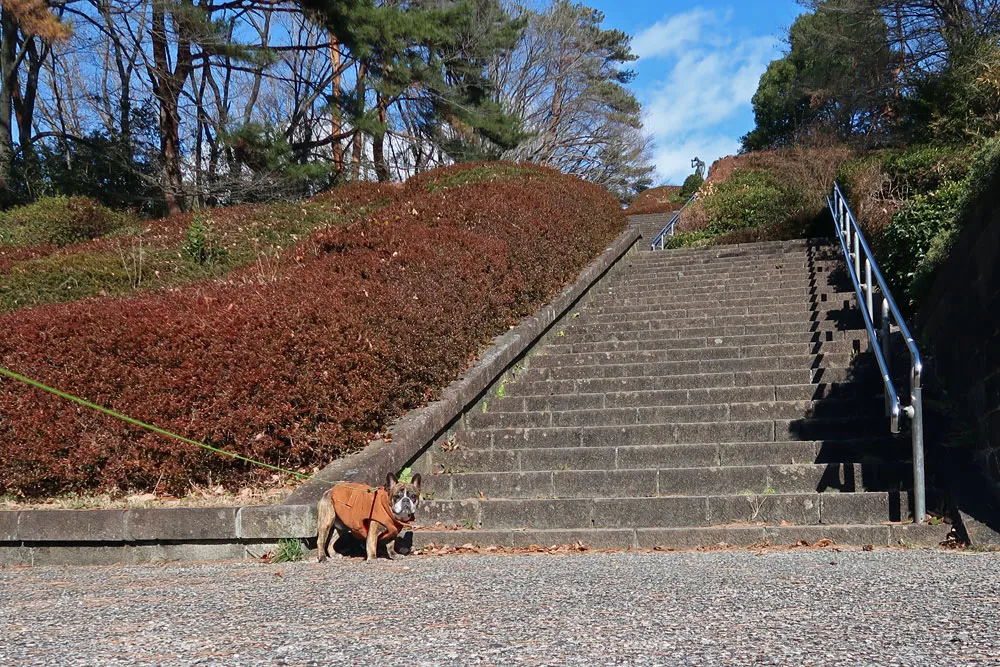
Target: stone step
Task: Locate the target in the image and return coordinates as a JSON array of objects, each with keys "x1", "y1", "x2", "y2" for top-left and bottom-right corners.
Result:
[
  {"x1": 541, "y1": 331, "x2": 867, "y2": 355},
  {"x1": 465, "y1": 399, "x2": 879, "y2": 430},
  {"x1": 515, "y1": 353, "x2": 867, "y2": 383},
  {"x1": 596, "y1": 289, "x2": 855, "y2": 311},
  {"x1": 428, "y1": 463, "x2": 912, "y2": 501},
  {"x1": 620, "y1": 264, "x2": 843, "y2": 281},
  {"x1": 635, "y1": 239, "x2": 841, "y2": 259},
  {"x1": 491, "y1": 383, "x2": 872, "y2": 411},
  {"x1": 640, "y1": 238, "x2": 838, "y2": 253},
  {"x1": 425, "y1": 439, "x2": 905, "y2": 474},
  {"x1": 410, "y1": 524, "x2": 948, "y2": 550},
  {"x1": 618, "y1": 271, "x2": 842, "y2": 290},
  {"x1": 529, "y1": 341, "x2": 859, "y2": 367},
  {"x1": 553, "y1": 325, "x2": 866, "y2": 346},
  {"x1": 417, "y1": 491, "x2": 915, "y2": 530},
  {"x1": 587, "y1": 288, "x2": 856, "y2": 309},
  {"x1": 455, "y1": 417, "x2": 889, "y2": 450},
  {"x1": 625, "y1": 249, "x2": 842, "y2": 265},
  {"x1": 620, "y1": 254, "x2": 842, "y2": 270},
  {"x1": 582, "y1": 299, "x2": 855, "y2": 321},
  {"x1": 571, "y1": 306, "x2": 864, "y2": 329},
  {"x1": 503, "y1": 367, "x2": 872, "y2": 396},
  {"x1": 564, "y1": 313, "x2": 864, "y2": 337}
]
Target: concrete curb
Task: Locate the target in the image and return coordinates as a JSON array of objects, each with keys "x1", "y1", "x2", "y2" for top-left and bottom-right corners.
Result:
[
  {"x1": 282, "y1": 226, "x2": 642, "y2": 505},
  {"x1": 0, "y1": 505, "x2": 316, "y2": 567},
  {"x1": 0, "y1": 227, "x2": 639, "y2": 567}
]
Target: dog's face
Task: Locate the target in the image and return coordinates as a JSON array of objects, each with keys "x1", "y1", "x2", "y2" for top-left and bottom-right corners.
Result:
[{"x1": 386, "y1": 473, "x2": 421, "y2": 522}]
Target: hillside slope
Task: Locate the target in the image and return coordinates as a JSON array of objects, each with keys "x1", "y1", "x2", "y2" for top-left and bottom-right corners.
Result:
[{"x1": 0, "y1": 163, "x2": 625, "y2": 498}]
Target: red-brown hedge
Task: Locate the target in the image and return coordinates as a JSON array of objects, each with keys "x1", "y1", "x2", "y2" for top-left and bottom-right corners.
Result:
[
  {"x1": 0, "y1": 164, "x2": 624, "y2": 497},
  {"x1": 625, "y1": 185, "x2": 683, "y2": 216}
]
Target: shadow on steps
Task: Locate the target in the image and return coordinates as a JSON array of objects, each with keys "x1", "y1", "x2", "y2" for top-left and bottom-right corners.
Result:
[{"x1": 790, "y1": 240, "x2": 946, "y2": 525}]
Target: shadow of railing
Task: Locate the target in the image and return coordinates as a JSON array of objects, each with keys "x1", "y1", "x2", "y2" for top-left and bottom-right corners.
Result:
[{"x1": 782, "y1": 239, "x2": 927, "y2": 523}]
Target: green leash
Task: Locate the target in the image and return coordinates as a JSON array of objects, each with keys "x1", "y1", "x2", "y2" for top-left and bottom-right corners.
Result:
[{"x1": 0, "y1": 366, "x2": 314, "y2": 482}]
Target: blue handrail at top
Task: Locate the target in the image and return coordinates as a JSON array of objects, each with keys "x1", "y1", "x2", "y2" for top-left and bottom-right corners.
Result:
[{"x1": 649, "y1": 192, "x2": 697, "y2": 251}]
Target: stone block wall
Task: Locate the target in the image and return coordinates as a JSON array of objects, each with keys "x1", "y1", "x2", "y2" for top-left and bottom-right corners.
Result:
[{"x1": 919, "y1": 169, "x2": 1000, "y2": 527}]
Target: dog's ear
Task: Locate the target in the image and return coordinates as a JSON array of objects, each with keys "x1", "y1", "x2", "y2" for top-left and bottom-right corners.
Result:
[
  {"x1": 386, "y1": 472, "x2": 397, "y2": 489},
  {"x1": 411, "y1": 474, "x2": 421, "y2": 493}
]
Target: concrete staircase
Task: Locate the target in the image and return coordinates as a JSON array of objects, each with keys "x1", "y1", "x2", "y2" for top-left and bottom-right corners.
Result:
[
  {"x1": 411, "y1": 238, "x2": 948, "y2": 549},
  {"x1": 628, "y1": 213, "x2": 679, "y2": 244}
]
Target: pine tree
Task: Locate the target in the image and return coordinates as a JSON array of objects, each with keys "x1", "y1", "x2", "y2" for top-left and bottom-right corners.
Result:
[{"x1": 298, "y1": 0, "x2": 524, "y2": 179}]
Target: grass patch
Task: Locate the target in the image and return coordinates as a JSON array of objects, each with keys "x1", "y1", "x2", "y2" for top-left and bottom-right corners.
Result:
[
  {"x1": 0, "y1": 196, "x2": 384, "y2": 314},
  {"x1": 269, "y1": 538, "x2": 306, "y2": 563}
]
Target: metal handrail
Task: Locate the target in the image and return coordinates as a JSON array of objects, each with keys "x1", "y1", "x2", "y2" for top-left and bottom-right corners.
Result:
[
  {"x1": 649, "y1": 193, "x2": 697, "y2": 250},
  {"x1": 827, "y1": 182, "x2": 926, "y2": 522}
]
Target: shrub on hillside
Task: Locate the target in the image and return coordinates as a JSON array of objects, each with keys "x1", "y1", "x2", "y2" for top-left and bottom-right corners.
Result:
[
  {"x1": 676, "y1": 173, "x2": 703, "y2": 202},
  {"x1": 676, "y1": 146, "x2": 852, "y2": 243},
  {"x1": 879, "y1": 138, "x2": 1000, "y2": 309},
  {"x1": 700, "y1": 169, "x2": 804, "y2": 235},
  {"x1": 0, "y1": 197, "x2": 127, "y2": 247},
  {"x1": 411, "y1": 162, "x2": 554, "y2": 192},
  {"x1": 625, "y1": 185, "x2": 683, "y2": 216},
  {"x1": 0, "y1": 164, "x2": 624, "y2": 497}
]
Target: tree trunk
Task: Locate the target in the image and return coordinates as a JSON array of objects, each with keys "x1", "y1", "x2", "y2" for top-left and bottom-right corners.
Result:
[
  {"x1": 0, "y1": 9, "x2": 16, "y2": 195},
  {"x1": 330, "y1": 36, "x2": 344, "y2": 176},
  {"x1": 149, "y1": 0, "x2": 195, "y2": 216},
  {"x1": 352, "y1": 61, "x2": 366, "y2": 180},
  {"x1": 13, "y1": 38, "x2": 46, "y2": 192},
  {"x1": 372, "y1": 94, "x2": 389, "y2": 182}
]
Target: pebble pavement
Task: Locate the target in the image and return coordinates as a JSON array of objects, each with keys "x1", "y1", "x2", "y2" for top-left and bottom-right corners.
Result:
[{"x1": 1, "y1": 548, "x2": 998, "y2": 666}]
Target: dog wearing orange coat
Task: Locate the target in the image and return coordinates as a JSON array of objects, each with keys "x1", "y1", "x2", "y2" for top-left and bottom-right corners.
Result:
[{"x1": 316, "y1": 473, "x2": 422, "y2": 562}]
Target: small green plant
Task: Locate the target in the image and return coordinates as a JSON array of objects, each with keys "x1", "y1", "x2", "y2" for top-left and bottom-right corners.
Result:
[
  {"x1": 667, "y1": 230, "x2": 714, "y2": 249},
  {"x1": 270, "y1": 538, "x2": 304, "y2": 563},
  {"x1": 764, "y1": 486, "x2": 776, "y2": 495},
  {"x1": 462, "y1": 518, "x2": 476, "y2": 529},
  {"x1": 496, "y1": 384, "x2": 506, "y2": 398},
  {"x1": 183, "y1": 214, "x2": 226, "y2": 265},
  {"x1": 397, "y1": 467, "x2": 415, "y2": 484}
]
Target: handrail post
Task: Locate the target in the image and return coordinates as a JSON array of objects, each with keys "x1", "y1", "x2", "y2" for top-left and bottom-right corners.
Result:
[
  {"x1": 864, "y1": 258, "x2": 873, "y2": 321},
  {"x1": 881, "y1": 298, "x2": 892, "y2": 416},
  {"x1": 911, "y1": 380, "x2": 926, "y2": 523}
]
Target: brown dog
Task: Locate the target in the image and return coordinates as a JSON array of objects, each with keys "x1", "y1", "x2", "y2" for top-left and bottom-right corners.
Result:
[{"x1": 316, "y1": 473, "x2": 421, "y2": 562}]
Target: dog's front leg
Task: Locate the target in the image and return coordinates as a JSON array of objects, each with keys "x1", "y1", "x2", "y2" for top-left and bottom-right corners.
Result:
[{"x1": 365, "y1": 521, "x2": 386, "y2": 562}]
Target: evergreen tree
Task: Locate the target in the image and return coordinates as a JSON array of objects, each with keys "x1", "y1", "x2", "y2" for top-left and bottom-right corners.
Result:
[
  {"x1": 742, "y1": 0, "x2": 892, "y2": 150},
  {"x1": 299, "y1": 0, "x2": 524, "y2": 179}
]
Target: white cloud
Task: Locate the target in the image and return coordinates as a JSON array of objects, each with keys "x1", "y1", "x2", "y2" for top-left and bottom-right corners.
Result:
[
  {"x1": 633, "y1": 9, "x2": 781, "y2": 184},
  {"x1": 631, "y1": 8, "x2": 719, "y2": 60}
]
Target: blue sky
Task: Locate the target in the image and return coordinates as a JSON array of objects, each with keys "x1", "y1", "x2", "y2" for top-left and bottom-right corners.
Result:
[{"x1": 586, "y1": 1, "x2": 803, "y2": 184}]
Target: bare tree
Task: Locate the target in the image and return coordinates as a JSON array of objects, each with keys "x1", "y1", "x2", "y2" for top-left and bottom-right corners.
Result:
[{"x1": 494, "y1": 0, "x2": 653, "y2": 201}]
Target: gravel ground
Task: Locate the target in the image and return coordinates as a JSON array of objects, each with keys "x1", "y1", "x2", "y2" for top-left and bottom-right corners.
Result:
[{"x1": 1, "y1": 548, "x2": 998, "y2": 666}]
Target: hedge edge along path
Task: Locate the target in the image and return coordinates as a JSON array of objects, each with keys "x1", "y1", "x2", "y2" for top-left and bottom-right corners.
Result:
[{"x1": 0, "y1": 226, "x2": 640, "y2": 567}]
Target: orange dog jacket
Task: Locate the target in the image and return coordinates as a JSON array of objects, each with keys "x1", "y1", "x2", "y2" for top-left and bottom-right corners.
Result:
[{"x1": 331, "y1": 482, "x2": 406, "y2": 542}]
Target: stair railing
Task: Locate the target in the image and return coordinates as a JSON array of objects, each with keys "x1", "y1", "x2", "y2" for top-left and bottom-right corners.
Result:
[
  {"x1": 827, "y1": 182, "x2": 926, "y2": 522},
  {"x1": 649, "y1": 193, "x2": 697, "y2": 250}
]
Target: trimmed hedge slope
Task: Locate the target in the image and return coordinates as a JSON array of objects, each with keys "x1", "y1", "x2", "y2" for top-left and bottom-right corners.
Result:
[{"x1": 0, "y1": 164, "x2": 624, "y2": 497}]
